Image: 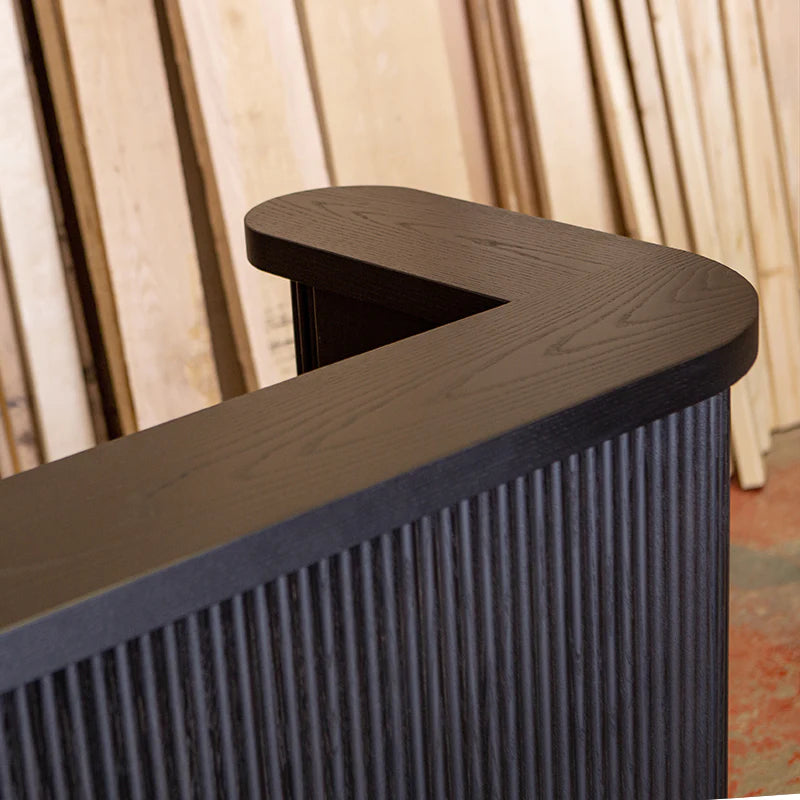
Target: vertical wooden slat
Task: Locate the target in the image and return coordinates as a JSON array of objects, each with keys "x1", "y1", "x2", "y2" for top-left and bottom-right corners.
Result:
[
  {"x1": 722, "y1": 0, "x2": 800, "y2": 430},
  {"x1": 506, "y1": 0, "x2": 619, "y2": 231},
  {"x1": 162, "y1": 0, "x2": 330, "y2": 389},
  {"x1": 31, "y1": 0, "x2": 220, "y2": 431},
  {"x1": 0, "y1": 0, "x2": 94, "y2": 460},
  {"x1": 583, "y1": 0, "x2": 663, "y2": 243}
]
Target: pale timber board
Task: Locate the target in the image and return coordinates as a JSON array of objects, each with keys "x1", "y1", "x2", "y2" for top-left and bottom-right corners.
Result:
[
  {"x1": 439, "y1": 0, "x2": 497, "y2": 207},
  {"x1": 722, "y1": 0, "x2": 800, "y2": 429},
  {"x1": 464, "y1": 0, "x2": 521, "y2": 210},
  {"x1": 32, "y1": 0, "x2": 134, "y2": 434},
  {"x1": 650, "y1": 0, "x2": 765, "y2": 485},
  {"x1": 678, "y1": 0, "x2": 773, "y2": 450},
  {"x1": 618, "y1": 0, "x2": 690, "y2": 250},
  {"x1": 37, "y1": 0, "x2": 220, "y2": 431},
  {"x1": 487, "y1": 0, "x2": 539, "y2": 215},
  {"x1": 0, "y1": 0, "x2": 94, "y2": 461},
  {"x1": 757, "y1": 0, "x2": 800, "y2": 260},
  {"x1": 0, "y1": 237, "x2": 40, "y2": 473},
  {"x1": 583, "y1": 0, "x2": 662, "y2": 243},
  {"x1": 508, "y1": 0, "x2": 618, "y2": 231},
  {"x1": 164, "y1": 0, "x2": 330, "y2": 389},
  {"x1": 298, "y1": 0, "x2": 474, "y2": 200}
]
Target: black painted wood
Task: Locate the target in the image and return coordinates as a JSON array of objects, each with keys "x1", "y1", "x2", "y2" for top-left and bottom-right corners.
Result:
[{"x1": 0, "y1": 187, "x2": 755, "y2": 703}]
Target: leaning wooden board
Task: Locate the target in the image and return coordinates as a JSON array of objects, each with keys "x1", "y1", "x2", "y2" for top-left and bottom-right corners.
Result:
[
  {"x1": 297, "y1": 0, "x2": 478, "y2": 200},
  {"x1": 0, "y1": 241, "x2": 40, "y2": 473},
  {"x1": 757, "y1": 0, "x2": 800, "y2": 261},
  {"x1": 722, "y1": 0, "x2": 800, "y2": 430},
  {"x1": 0, "y1": 0, "x2": 94, "y2": 461},
  {"x1": 618, "y1": 0, "x2": 690, "y2": 251},
  {"x1": 507, "y1": 0, "x2": 618, "y2": 232},
  {"x1": 32, "y1": 0, "x2": 220, "y2": 431},
  {"x1": 583, "y1": 0, "x2": 662, "y2": 243},
  {"x1": 677, "y1": 0, "x2": 773, "y2": 453},
  {"x1": 649, "y1": 0, "x2": 765, "y2": 487},
  {"x1": 163, "y1": 0, "x2": 330, "y2": 390}
]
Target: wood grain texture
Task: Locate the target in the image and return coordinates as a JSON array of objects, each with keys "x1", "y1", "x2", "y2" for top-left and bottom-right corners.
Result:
[
  {"x1": 164, "y1": 0, "x2": 330, "y2": 389},
  {"x1": 298, "y1": 0, "x2": 475, "y2": 200},
  {"x1": 677, "y1": 0, "x2": 773, "y2": 454},
  {"x1": 757, "y1": 0, "x2": 800, "y2": 260},
  {"x1": 33, "y1": 0, "x2": 220, "y2": 431},
  {"x1": 722, "y1": 0, "x2": 800, "y2": 429},
  {"x1": 0, "y1": 187, "x2": 756, "y2": 686},
  {"x1": 583, "y1": 0, "x2": 662, "y2": 243},
  {"x1": 619, "y1": 0, "x2": 690, "y2": 250},
  {"x1": 0, "y1": 237, "x2": 40, "y2": 473},
  {"x1": 509, "y1": 0, "x2": 619, "y2": 231},
  {"x1": 0, "y1": 0, "x2": 94, "y2": 461}
]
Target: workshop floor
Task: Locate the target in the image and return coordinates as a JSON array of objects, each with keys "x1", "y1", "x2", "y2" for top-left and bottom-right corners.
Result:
[{"x1": 728, "y1": 427, "x2": 800, "y2": 797}]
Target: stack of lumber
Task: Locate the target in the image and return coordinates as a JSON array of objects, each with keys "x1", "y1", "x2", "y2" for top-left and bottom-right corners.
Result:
[{"x1": 0, "y1": 0, "x2": 797, "y2": 489}]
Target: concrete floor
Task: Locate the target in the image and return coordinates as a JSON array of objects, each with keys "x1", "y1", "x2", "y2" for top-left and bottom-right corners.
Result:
[{"x1": 728, "y1": 428, "x2": 800, "y2": 797}]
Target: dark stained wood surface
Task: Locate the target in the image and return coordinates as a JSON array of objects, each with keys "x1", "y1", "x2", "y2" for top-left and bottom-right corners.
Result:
[{"x1": 0, "y1": 187, "x2": 756, "y2": 690}]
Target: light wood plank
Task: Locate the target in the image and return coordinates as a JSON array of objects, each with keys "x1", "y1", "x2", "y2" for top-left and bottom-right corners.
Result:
[
  {"x1": 722, "y1": 0, "x2": 800, "y2": 429},
  {"x1": 678, "y1": 0, "x2": 773, "y2": 451},
  {"x1": 465, "y1": 0, "x2": 521, "y2": 209},
  {"x1": 619, "y1": 0, "x2": 690, "y2": 250},
  {"x1": 32, "y1": 0, "x2": 135, "y2": 433},
  {"x1": 164, "y1": 0, "x2": 329, "y2": 389},
  {"x1": 757, "y1": 0, "x2": 800, "y2": 260},
  {"x1": 650, "y1": 0, "x2": 765, "y2": 486},
  {"x1": 0, "y1": 384, "x2": 15, "y2": 478},
  {"x1": 0, "y1": 240, "x2": 40, "y2": 473},
  {"x1": 508, "y1": 0, "x2": 618, "y2": 231},
  {"x1": 438, "y1": 0, "x2": 497, "y2": 207},
  {"x1": 298, "y1": 0, "x2": 475, "y2": 200},
  {"x1": 34, "y1": 0, "x2": 220, "y2": 430},
  {"x1": 0, "y1": 0, "x2": 94, "y2": 460},
  {"x1": 583, "y1": 0, "x2": 662, "y2": 243},
  {"x1": 485, "y1": 0, "x2": 538, "y2": 215}
]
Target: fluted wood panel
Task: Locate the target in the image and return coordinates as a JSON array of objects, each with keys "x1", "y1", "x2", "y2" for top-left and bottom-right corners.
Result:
[{"x1": 0, "y1": 392, "x2": 729, "y2": 799}]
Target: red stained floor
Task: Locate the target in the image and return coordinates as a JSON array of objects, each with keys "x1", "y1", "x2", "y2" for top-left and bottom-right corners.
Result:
[{"x1": 728, "y1": 429, "x2": 800, "y2": 797}]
